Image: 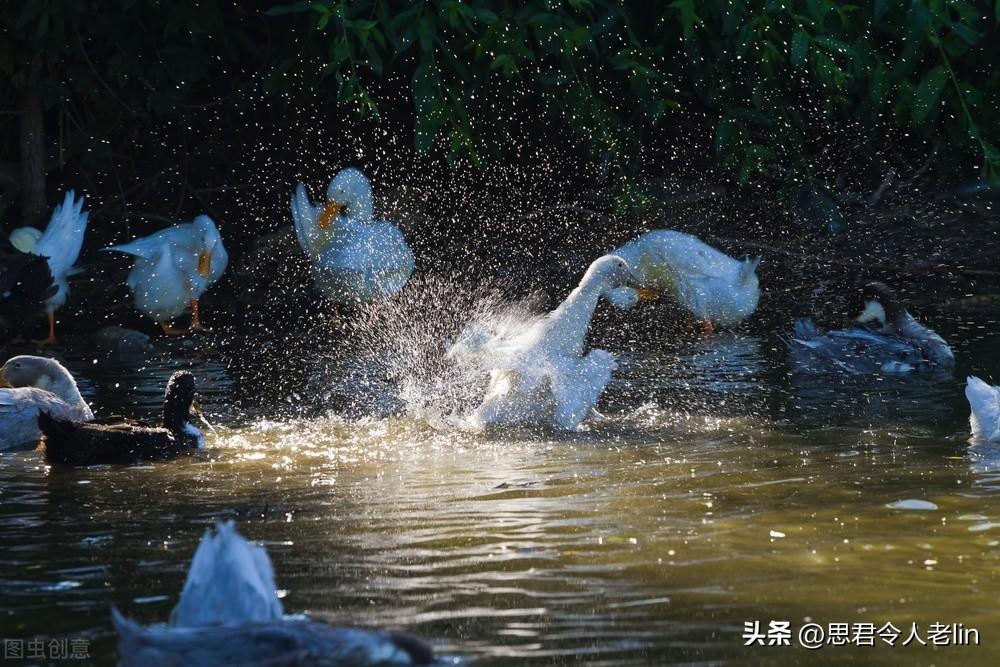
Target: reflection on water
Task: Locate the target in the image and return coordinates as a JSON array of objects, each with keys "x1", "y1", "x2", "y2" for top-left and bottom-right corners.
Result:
[{"x1": 1, "y1": 312, "x2": 1000, "y2": 665}]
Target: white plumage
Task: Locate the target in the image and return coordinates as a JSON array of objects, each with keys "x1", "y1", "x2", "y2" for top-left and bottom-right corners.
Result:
[
  {"x1": 0, "y1": 355, "x2": 92, "y2": 450},
  {"x1": 169, "y1": 520, "x2": 282, "y2": 627},
  {"x1": 449, "y1": 255, "x2": 634, "y2": 430},
  {"x1": 10, "y1": 191, "x2": 89, "y2": 343},
  {"x1": 105, "y1": 215, "x2": 228, "y2": 333},
  {"x1": 966, "y1": 376, "x2": 1000, "y2": 442},
  {"x1": 114, "y1": 521, "x2": 436, "y2": 666},
  {"x1": 291, "y1": 168, "x2": 414, "y2": 305},
  {"x1": 611, "y1": 230, "x2": 760, "y2": 329}
]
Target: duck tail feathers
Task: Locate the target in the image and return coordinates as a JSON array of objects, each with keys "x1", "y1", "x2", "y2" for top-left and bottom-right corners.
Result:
[
  {"x1": 739, "y1": 256, "x2": 761, "y2": 284},
  {"x1": 966, "y1": 376, "x2": 1000, "y2": 441},
  {"x1": 35, "y1": 190, "x2": 88, "y2": 279},
  {"x1": 793, "y1": 319, "x2": 818, "y2": 340},
  {"x1": 170, "y1": 521, "x2": 283, "y2": 628}
]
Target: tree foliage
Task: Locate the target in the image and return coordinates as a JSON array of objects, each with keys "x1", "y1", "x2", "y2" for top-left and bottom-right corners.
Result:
[
  {"x1": 1, "y1": 0, "x2": 998, "y2": 226},
  {"x1": 276, "y1": 0, "x2": 1000, "y2": 182}
]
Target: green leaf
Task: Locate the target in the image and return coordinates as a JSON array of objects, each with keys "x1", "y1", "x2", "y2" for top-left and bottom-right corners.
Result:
[
  {"x1": 950, "y1": 22, "x2": 979, "y2": 46},
  {"x1": 264, "y1": 2, "x2": 311, "y2": 17},
  {"x1": 669, "y1": 0, "x2": 701, "y2": 40},
  {"x1": 791, "y1": 31, "x2": 809, "y2": 69},
  {"x1": 416, "y1": 17, "x2": 435, "y2": 52},
  {"x1": 912, "y1": 65, "x2": 948, "y2": 124},
  {"x1": 813, "y1": 51, "x2": 846, "y2": 89},
  {"x1": 412, "y1": 62, "x2": 442, "y2": 152},
  {"x1": 870, "y1": 62, "x2": 891, "y2": 104}
]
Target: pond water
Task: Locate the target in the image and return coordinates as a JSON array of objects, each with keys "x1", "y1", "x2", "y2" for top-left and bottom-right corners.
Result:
[{"x1": 2, "y1": 306, "x2": 999, "y2": 665}]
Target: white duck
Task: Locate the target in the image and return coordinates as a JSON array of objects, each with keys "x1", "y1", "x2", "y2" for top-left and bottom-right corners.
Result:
[
  {"x1": 291, "y1": 167, "x2": 414, "y2": 306},
  {"x1": 169, "y1": 520, "x2": 282, "y2": 627},
  {"x1": 610, "y1": 230, "x2": 760, "y2": 334},
  {"x1": 0, "y1": 355, "x2": 93, "y2": 450},
  {"x1": 115, "y1": 521, "x2": 435, "y2": 666},
  {"x1": 9, "y1": 191, "x2": 89, "y2": 344},
  {"x1": 966, "y1": 376, "x2": 1000, "y2": 442},
  {"x1": 449, "y1": 255, "x2": 636, "y2": 430},
  {"x1": 105, "y1": 215, "x2": 228, "y2": 334}
]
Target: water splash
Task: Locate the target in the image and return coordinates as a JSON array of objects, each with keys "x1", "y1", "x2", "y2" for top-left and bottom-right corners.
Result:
[{"x1": 335, "y1": 274, "x2": 545, "y2": 429}]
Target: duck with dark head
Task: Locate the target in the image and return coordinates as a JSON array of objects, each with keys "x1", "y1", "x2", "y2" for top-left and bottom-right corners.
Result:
[
  {"x1": 854, "y1": 281, "x2": 955, "y2": 369},
  {"x1": 786, "y1": 280, "x2": 955, "y2": 375},
  {"x1": 39, "y1": 371, "x2": 205, "y2": 466}
]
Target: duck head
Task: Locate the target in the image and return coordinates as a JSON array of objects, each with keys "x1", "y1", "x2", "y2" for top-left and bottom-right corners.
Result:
[
  {"x1": 589, "y1": 255, "x2": 657, "y2": 309},
  {"x1": 855, "y1": 281, "x2": 904, "y2": 330},
  {"x1": 192, "y1": 216, "x2": 223, "y2": 278},
  {"x1": 162, "y1": 371, "x2": 204, "y2": 447},
  {"x1": 9, "y1": 227, "x2": 42, "y2": 254},
  {"x1": 2, "y1": 355, "x2": 73, "y2": 392},
  {"x1": 322, "y1": 167, "x2": 375, "y2": 229}
]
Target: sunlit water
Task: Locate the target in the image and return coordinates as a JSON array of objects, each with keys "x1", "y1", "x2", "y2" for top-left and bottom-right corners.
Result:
[{"x1": 2, "y1": 309, "x2": 1000, "y2": 665}]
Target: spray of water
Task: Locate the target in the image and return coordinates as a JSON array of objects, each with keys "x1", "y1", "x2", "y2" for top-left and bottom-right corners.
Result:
[{"x1": 334, "y1": 274, "x2": 546, "y2": 429}]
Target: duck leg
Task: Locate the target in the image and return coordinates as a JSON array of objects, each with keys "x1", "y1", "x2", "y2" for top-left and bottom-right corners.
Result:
[
  {"x1": 159, "y1": 322, "x2": 190, "y2": 336},
  {"x1": 189, "y1": 299, "x2": 210, "y2": 332},
  {"x1": 32, "y1": 312, "x2": 58, "y2": 346}
]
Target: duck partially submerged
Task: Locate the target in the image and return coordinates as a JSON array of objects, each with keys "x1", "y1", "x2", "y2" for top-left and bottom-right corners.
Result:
[
  {"x1": 449, "y1": 255, "x2": 639, "y2": 430},
  {"x1": 0, "y1": 355, "x2": 93, "y2": 450},
  {"x1": 966, "y1": 376, "x2": 1000, "y2": 442},
  {"x1": 291, "y1": 168, "x2": 414, "y2": 306},
  {"x1": 114, "y1": 521, "x2": 435, "y2": 667},
  {"x1": 787, "y1": 282, "x2": 954, "y2": 375},
  {"x1": 170, "y1": 519, "x2": 282, "y2": 627},
  {"x1": 105, "y1": 215, "x2": 228, "y2": 335},
  {"x1": 39, "y1": 370, "x2": 203, "y2": 466},
  {"x1": 9, "y1": 191, "x2": 89, "y2": 345},
  {"x1": 610, "y1": 230, "x2": 760, "y2": 333}
]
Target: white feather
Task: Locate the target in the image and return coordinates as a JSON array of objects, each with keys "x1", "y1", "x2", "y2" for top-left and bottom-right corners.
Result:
[
  {"x1": 14, "y1": 191, "x2": 89, "y2": 313},
  {"x1": 966, "y1": 376, "x2": 1000, "y2": 442},
  {"x1": 291, "y1": 168, "x2": 414, "y2": 305},
  {"x1": 0, "y1": 356, "x2": 93, "y2": 449},
  {"x1": 612, "y1": 230, "x2": 760, "y2": 327},
  {"x1": 169, "y1": 521, "x2": 283, "y2": 628},
  {"x1": 105, "y1": 216, "x2": 228, "y2": 322},
  {"x1": 452, "y1": 255, "x2": 627, "y2": 430},
  {"x1": 856, "y1": 300, "x2": 887, "y2": 327}
]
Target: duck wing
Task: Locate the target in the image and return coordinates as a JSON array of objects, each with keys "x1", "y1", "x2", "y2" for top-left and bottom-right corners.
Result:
[
  {"x1": 550, "y1": 349, "x2": 617, "y2": 430},
  {"x1": 170, "y1": 520, "x2": 283, "y2": 627},
  {"x1": 105, "y1": 224, "x2": 194, "y2": 260},
  {"x1": 0, "y1": 387, "x2": 91, "y2": 450},
  {"x1": 787, "y1": 321, "x2": 924, "y2": 374},
  {"x1": 37, "y1": 412, "x2": 192, "y2": 466},
  {"x1": 35, "y1": 191, "x2": 88, "y2": 281},
  {"x1": 291, "y1": 183, "x2": 328, "y2": 258},
  {"x1": 967, "y1": 376, "x2": 1000, "y2": 442},
  {"x1": 628, "y1": 230, "x2": 735, "y2": 280}
]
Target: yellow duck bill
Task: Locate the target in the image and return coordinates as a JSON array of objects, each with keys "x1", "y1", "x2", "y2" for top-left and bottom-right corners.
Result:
[
  {"x1": 317, "y1": 200, "x2": 342, "y2": 231},
  {"x1": 197, "y1": 250, "x2": 213, "y2": 277}
]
